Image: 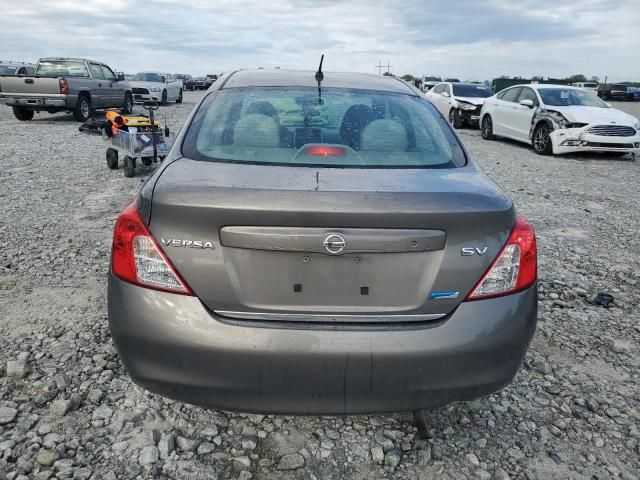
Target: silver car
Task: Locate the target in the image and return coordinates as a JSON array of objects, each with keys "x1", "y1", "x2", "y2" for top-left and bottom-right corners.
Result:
[{"x1": 108, "y1": 69, "x2": 538, "y2": 415}]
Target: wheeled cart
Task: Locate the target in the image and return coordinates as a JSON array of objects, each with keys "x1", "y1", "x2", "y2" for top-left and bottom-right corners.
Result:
[{"x1": 103, "y1": 102, "x2": 171, "y2": 177}]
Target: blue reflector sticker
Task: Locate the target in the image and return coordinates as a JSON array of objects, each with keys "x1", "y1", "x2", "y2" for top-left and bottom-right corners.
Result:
[{"x1": 429, "y1": 291, "x2": 459, "y2": 300}]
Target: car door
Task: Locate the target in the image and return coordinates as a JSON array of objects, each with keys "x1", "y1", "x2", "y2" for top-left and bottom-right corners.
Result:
[
  {"x1": 430, "y1": 84, "x2": 449, "y2": 117},
  {"x1": 167, "y1": 74, "x2": 178, "y2": 100},
  {"x1": 87, "y1": 63, "x2": 108, "y2": 108},
  {"x1": 101, "y1": 65, "x2": 125, "y2": 107},
  {"x1": 509, "y1": 87, "x2": 539, "y2": 141},
  {"x1": 491, "y1": 87, "x2": 521, "y2": 138}
]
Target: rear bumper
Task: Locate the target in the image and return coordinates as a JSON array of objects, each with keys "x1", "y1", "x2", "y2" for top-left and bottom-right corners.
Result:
[
  {"x1": 550, "y1": 128, "x2": 640, "y2": 155},
  {"x1": 0, "y1": 94, "x2": 76, "y2": 108},
  {"x1": 108, "y1": 275, "x2": 538, "y2": 415}
]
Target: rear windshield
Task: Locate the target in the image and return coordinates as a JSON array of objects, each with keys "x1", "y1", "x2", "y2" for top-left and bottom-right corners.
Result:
[
  {"x1": 452, "y1": 84, "x2": 493, "y2": 98},
  {"x1": 182, "y1": 87, "x2": 466, "y2": 168},
  {"x1": 36, "y1": 61, "x2": 89, "y2": 77},
  {"x1": 538, "y1": 88, "x2": 609, "y2": 107}
]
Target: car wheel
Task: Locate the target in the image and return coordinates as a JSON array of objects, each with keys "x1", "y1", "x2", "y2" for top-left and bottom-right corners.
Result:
[
  {"x1": 176, "y1": 89, "x2": 183, "y2": 104},
  {"x1": 481, "y1": 115, "x2": 495, "y2": 140},
  {"x1": 122, "y1": 93, "x2": 133, "y2": 114},
  {"x1": 12, "y1": 106, "x2": 34, "y2": 121},
  {"x1": 106, "y1": 148, "x2": 119, "y2": 169},
  {"x1": 533, "y1": 124, "x2": 553, "y2": 155},
  {"x1": 448, "y1": 108, "x2": 462, "y2": 129},
  {"x1": 73, "y1": 95, "x2": 91, "y2": 122},
  {"x1": 124, "y1": 155, "x2": 135, "y2": 177},
  {"x1": 161, "y1": 90, "x2": 168, "y2": 105}
]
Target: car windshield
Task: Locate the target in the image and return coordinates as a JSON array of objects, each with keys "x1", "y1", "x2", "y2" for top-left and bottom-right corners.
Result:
[
  {"x1": 134, "y1": 73, "x2": 165, "y2": 82},
  {"x1": 538, "y1": 88, "x2": 609, "y2": 107},
  {"x1": 36, "y1": 60, "x2": 89, "y2": 77},
  {"x1": 611, "y1": 84, "x2": 627, "y2": 91},
  {"x1": 582, "y1": 83, "x2": 597, "y2": 88},
  {"x1": 182, "y1": 87, "x2": 466, "y2": 168},
  {"x1": 423, "y1": 76, "x2": 441, "y2": 82},
  {"x1": 452, "y1": 84, "x2": 493, "y2": 98},
  {"x1": 0, "y1": 66, "x2": 18, "y2": 75}
]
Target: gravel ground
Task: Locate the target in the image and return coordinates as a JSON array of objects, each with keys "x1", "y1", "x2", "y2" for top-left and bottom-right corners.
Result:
[{"x1": 0, "y1": 91, "x2": 639, "y2": 480}]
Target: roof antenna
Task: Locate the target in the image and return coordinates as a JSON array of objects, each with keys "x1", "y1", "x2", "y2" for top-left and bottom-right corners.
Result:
[{"x1": 315, "y1": 54, "x2": 324, "y2": 105}]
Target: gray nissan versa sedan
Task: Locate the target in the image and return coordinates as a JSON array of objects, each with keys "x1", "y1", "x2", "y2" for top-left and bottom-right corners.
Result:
[{"x1": 108, "y1": 69, "x2": 538, "y2": 415}]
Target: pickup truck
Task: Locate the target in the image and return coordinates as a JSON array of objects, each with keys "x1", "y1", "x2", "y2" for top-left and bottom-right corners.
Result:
[
  {"x1": 597, "y1": 83, "x2": 629, "y2": 101},
  {"x1": 0, "y1": 57, "x2": 133, "y2": 122}
]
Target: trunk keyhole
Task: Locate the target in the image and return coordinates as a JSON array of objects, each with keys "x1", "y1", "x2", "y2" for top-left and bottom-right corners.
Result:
[
  {"x1": 293, "y1": 284, "x2": 302, "y2": 293},
  {"x1": 360, "y1": 286, "x2": 369, "y2": 295}
]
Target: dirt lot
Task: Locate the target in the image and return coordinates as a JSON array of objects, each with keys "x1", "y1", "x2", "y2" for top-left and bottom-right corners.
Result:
[{"x1": 1, "y1": 92, "x2": 639, "y2": 480}]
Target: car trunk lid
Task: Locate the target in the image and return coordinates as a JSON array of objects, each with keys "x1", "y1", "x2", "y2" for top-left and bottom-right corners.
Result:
[{"x1": 146, "y1": 159, "x2": 514, "y2": 322}]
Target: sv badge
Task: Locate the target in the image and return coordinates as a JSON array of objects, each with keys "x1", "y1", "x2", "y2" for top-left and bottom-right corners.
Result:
[{"x1": 461, "y1": 247, "x2": 488, "y2": 256}]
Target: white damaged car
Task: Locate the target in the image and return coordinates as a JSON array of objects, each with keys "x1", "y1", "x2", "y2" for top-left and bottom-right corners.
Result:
[
  {"x1": 480, "y1": 84, "x2": 640, "y2": 157},
  {"x1": 426, "y1": 82, "x2": 494, "y2": 128}
]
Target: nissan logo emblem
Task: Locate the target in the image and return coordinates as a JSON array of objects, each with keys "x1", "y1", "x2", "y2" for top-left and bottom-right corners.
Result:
[{"x1": 323, "y1": 233, "x2": 346, "y2": 255}]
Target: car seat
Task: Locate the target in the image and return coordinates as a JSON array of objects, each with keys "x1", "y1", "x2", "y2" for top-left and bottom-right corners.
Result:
[
  {"x1": 360, "y1": 119, "x2": 408, "y2": 152},
  {"x1": 233, "y1": 114, "x2": 280, "y2": 148},
  {"x1": 340, "y1": 104, "x2": 373, "y2": 150},
  {"x1": 246, "y1": 101, "x2": 294, "y2": 147}
]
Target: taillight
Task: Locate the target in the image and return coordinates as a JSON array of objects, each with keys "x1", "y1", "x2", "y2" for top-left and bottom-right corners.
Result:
[
  {"x1": 466, "y1": 215, "x2": 537, "y2": 300},
  {"x1": 111, "y1": 202, "x2": 193, "y2": 295},
  {"x1": 305, "y1": 145, "x2": 347, "y2": 157},
  {"x1": 59, "y1": 78, "x2": 69, "y2": 94}
]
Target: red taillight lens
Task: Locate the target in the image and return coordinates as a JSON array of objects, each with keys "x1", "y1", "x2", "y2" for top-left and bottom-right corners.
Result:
[
  {"x1": 305, "y1": 145, "x2": 347, "y2": 157},
  {"x1": 59, "y1": 78, "x2": 69, "y2": 95},
  {"x1": 466, "y1": 215, "x2": 537, "y2": 300},
  {"x1": 111, "y1": 202, "x2": 193, "y2": 295}
]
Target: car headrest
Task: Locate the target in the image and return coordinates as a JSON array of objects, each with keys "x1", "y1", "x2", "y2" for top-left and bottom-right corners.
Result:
[
  {"x1": 233, "y1": 114, "x2": 280, "y2": 148},
  {"x1": 360, "y1": 119, "x2": 408, "y2": 152},
  {"x1": 246, "y1": 101, "x2": 278, "y2": 119},
  {"x1": 340, "y1": 104, "x2": 372, "y2": 150}
]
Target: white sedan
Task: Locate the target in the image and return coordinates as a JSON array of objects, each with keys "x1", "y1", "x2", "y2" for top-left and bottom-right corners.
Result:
[
  {"x1": 480, "y1": 84, "x2": 640, "y2": 156},
  {"x1": 426, "y1": 82, "x2": 494, "y2": 128},
  {"x1": 128, "y1": 72, "x2": 183, "y2": 105}
]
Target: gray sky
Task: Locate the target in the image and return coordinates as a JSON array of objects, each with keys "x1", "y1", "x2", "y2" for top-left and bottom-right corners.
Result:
[{"x1": 1, "y1": 0, "x2": 638, "y2": 81}]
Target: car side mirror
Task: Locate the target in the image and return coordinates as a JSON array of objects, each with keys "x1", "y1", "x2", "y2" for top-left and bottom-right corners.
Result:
[
  {"x1": 519, "y1": 99, "x2": 534, "y2": 108},
  {"x1": 441, "y1": 92, "x2": 450, "y2": 98},
  {"x1": 116, "y1": 73, "x2": 125, "y2": 81}
]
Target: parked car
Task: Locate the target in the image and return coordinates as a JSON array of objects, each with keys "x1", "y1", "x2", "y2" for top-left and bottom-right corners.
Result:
[
  {"x1": 0, "y1": 61, "x2": 35, "y2": 76},
  {"x1": 0, "y1": 57, "x2": 132, "y2": 121},
  {"x1": 627, "y1": 87, "x2": 640, "y2": 101},
  {"x1": 480, "y1": 84, "x2": 640, "y2": 156},
  {"x1": 572, "y1": 82, "x2": 598, "y2": 93},
  {"x1": 204, "y1": 74, "x2": 219, "y2": 89},
  {"x1": 597, "y1": 83, "x2": 628, "y2": 101},
  {"x1": 426, "y1": 82, "x2": 494, "y2": 128},
  {"x1": 192, "y1": 76, "x2": 208, "y2": 90},
  {"x1": 421, "y1": 75, "x2": 442, "y2": 91},
  {"x1": 108, "y1": 68, "x2": 538, "y2": 415},
  {"x1": 129, "y1": 72, "x2": 183, "y2": 104},
  {"x1": 175, "y1": 73, "x2": 194, "y2": 91}
]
